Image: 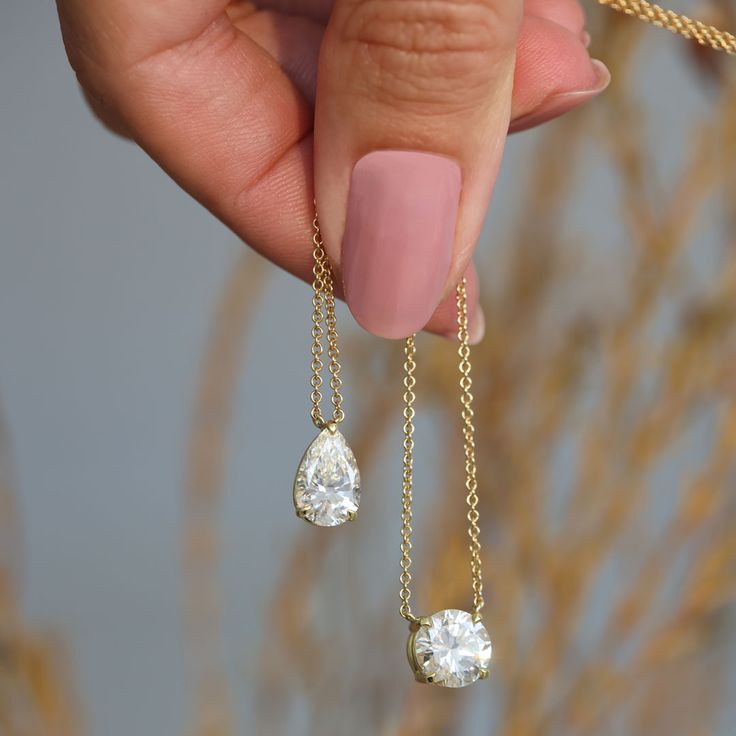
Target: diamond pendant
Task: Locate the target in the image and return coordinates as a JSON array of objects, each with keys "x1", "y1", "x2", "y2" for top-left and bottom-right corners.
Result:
[
  {"x1": 407, "y1": 609, "x2": 492, "y2": 687},
  {"x1": 293, "y1": 425, "x2": 361, "y2": 527}
]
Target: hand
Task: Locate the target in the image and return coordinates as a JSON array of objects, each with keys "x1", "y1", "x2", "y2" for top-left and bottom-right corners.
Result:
[{"x1": 57, "y1": 0, "x2": 608, "y2": 340}]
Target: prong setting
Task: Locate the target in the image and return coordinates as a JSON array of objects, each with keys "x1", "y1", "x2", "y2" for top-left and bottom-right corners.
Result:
[
  {"x1": 293, "y1": 427, "x2": 360, "y2": 527},
  {"x1": 406, "y1": 609, "x2": 492, "y2": 688}
]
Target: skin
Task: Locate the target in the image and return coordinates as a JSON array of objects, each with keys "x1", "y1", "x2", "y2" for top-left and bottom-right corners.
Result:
[{"x1": 56, "y1": 0, "x2": 608, "y2": 340}]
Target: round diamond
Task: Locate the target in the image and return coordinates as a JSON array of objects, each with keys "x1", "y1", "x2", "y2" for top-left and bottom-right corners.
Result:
[
  {"x1": 293, "y1": 427, "x2": 361, "y2": 527},
  {"x1": 410, "y1": 609, "x2": 492, "y2": 687}
]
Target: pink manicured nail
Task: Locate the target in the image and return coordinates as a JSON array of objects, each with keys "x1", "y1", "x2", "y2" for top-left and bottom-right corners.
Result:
[{"x1": 342, "y1": 150, "x2": 461, "y2": 339}]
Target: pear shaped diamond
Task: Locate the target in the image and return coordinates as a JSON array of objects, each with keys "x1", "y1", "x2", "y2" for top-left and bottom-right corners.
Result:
[{"x1": 293, "y1": 427, "x2": 361, "y2": 527}]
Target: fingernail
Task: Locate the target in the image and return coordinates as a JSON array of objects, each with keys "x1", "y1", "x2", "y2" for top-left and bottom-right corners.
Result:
[
  {"x1": 342, "y1": 150, "x2": 461, "y2": 339},
  {"x1": 590, "y1": 59, "x2": 611, "y2": 88},
  {"x1": 509, "y1": 59, "x2": 610, "y2": 133},
  {"x1": 440, "y1": 304, "x2": 485, "y2": 345},
  {"x1": 469, "y1": 307, "x2": 486, "y2": 345}
]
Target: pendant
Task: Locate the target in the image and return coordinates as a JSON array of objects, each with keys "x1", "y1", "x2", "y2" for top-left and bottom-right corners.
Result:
[
  {"x1": 293, "y1": 424, "x2": 361, "y2": 527},
  {"x1": 407, "y1": 609, "x2": 492, "y2": 687}
]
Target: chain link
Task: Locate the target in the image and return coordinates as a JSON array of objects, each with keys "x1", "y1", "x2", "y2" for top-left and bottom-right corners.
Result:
[
  {"x1": 310, "y1": 212, "x2": 344, "y2": 429},
  {"x1": 400, "y1": 279, "x2": 484, "y2": 622},
  {"x1": 399, "y1": 335, "x2": 417, "y2": 622},
  {"x1": 596, "y1": 0, "x2": 736, "y2": 54},
  {"x1": 456, "y1": 279, "x2": 485, "y2": 619}
]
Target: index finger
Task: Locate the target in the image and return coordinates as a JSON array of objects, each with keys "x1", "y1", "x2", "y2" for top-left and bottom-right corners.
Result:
[{"x1": 57, "y1": 0, "x2": 317, "y2": 276}]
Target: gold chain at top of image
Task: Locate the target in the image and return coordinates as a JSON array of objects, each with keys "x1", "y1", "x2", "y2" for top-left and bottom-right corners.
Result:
[{"x1": 596, "y1": 0, "x2": 736, "y2": 54}]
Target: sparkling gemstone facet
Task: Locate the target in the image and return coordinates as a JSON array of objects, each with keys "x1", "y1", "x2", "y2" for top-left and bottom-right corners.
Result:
[
  {"x1": 410, "y1": 609, "x2": 492, "y2": 687},
  {"x1": 293, "y1": 427, "x2": 361, "y2": 527}
]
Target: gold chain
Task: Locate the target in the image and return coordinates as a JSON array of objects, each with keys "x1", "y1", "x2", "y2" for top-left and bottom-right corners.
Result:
[
  {"x1": 456, "y1": 279, "x2": 485, "y2": 618},
  {"x1": 596, "y1": 0, "x2": 736, "y2": 54},
  {"x1": 400, "y1": 279, "x2": 484, "y2": 622},
  {"x1": 399, "y1": 334, "x2": 417, "y2": 622},
  {"x1": 310, "y1": 213, "x2": 344, "y2": 429}
]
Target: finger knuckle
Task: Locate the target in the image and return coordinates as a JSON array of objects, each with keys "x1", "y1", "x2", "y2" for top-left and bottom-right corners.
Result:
[{"x1": 339, "y1": 0, "x2": 513, "y2": 111}]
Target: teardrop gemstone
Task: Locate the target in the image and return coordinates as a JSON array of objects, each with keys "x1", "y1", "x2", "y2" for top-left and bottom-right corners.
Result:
[{"x1": 293, "y1": 427, "x2": 361, "y2": 527}]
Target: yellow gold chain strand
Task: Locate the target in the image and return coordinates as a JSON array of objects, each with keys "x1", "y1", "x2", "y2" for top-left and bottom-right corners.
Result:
[
  {"x1": 400, "y1": 334, "x2": 418, "y2": 623},
  {"x1": 596, "y1": 0, "x2": 736, "y2": 54},
  {"x1": 322, "y1": 256, "x2": 345, "y2": 425},
  {"x1": 456, "y1": 279, "x2": 485, "y2": 620},
  {"x1": 309, "y1": 213, "x2": 344, "y2": 429},
  {"x1": 399, "y1": 282, "x2": 485, "y2": 623},
  {"x1": 401, "y1": 286, "x2": 492, "y2": 688}
]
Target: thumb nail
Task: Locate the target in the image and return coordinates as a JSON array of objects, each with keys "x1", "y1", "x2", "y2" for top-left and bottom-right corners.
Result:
[{"x1": 342, "y1": 150, "x2": 461, "y2": 339}]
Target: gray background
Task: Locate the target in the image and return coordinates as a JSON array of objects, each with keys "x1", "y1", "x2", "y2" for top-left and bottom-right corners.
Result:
[{"x1": 1, "y1": 1, "x2": 733, "y2": 735}]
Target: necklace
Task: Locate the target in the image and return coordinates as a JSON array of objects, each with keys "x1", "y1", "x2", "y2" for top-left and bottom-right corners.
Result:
[
  {"x1": 399, "y1": 281, "x2": 492, "y2": 687},
  {"x1": 293, "y1": 213, "x2": 360, "y2": 528}
]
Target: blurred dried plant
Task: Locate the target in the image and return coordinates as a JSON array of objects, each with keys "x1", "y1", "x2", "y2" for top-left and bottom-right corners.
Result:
[
  {"x1": 183, "y1": 254, "x2": 269, "y2": 736},
  {"x1": 0, "y1": 398, "x2": 83, "y2": 735}
]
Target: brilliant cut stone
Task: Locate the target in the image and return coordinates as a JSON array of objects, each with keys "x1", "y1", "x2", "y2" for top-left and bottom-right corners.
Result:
[
  {"x1": 293, "y1": 427, "x2": 361, "y2": 527},
  {"x1": 410, "y1": 609, "x2": 492, "y2": 687}
]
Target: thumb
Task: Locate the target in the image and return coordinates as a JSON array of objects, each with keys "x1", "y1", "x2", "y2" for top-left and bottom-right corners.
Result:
[{"x1": 314, "y1": 0, "x2": 523, "y2": 339}]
